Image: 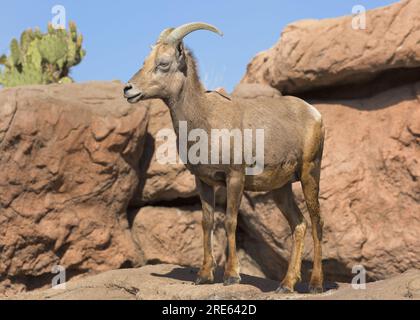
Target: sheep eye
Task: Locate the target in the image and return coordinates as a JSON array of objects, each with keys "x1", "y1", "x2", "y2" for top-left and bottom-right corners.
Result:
[{"x1": 157, "y1": 62, "x2": 170, "y2": 72}]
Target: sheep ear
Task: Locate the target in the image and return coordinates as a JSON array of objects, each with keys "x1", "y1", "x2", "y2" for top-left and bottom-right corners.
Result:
[
  {"x1": 176, "y1": 42, "x2": 187, "y2": 73},
  {"x1": 176, "y1": 41, "x2": 184, "y2": 62}
]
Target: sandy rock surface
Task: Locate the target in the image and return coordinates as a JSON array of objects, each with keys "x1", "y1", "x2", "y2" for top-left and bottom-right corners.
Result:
[{"x1": 8, "y1": 264, "x2": 420, "y2": 300}]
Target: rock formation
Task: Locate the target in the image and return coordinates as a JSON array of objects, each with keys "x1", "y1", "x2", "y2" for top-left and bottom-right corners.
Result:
[
  {"x1": 0, "y1": 82, "x2": 148, "y2": 295},
  {"x1": 240, "y1": 0, "x2": 420, "y2": 96},
  {"x1": 9, "y1": 264, "x2": 420, "y2": 300},
  {"x1": 0, "y1": 0, "x2": 419, "y2": 298}
]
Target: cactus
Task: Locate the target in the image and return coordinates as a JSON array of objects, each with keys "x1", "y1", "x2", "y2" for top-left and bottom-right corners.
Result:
[{"x1": 0, "y1": 22, "x2": 85, "y2": 87}]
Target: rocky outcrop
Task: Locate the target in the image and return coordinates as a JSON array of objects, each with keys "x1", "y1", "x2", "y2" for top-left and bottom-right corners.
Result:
[
  {"x1": 1, "y1": 0, "x2": 420, "y2": 299},
  {"x1": 127, "y1": 0, "x2": 420, "y2": 284},
  {"x1": 128, "y1": 83, "x2": 420, "y2": 283},
  {"x1": 237, "y1": 84, "x2": 420, "y2": 282},
  {"x1": 131, "y1": 206, "x2": 227, "y2": 267},
  {"x1": 130, "y1": 100, "x2": 197, "y2": 206},
  {"x1": 231, "y1": 0, "x2": 420, "y2": 283},
  {"x1": 0, "y1": 82, "x2": 148, "y2": 295},
  {"x1": 8, "y1": 264, "x2": 420, "y2": 300},
  {"x1": 130, "y1": 205, "x2": 266, "y2": 279},
  {"x1": 240, "y1": 0, "x2": 420, "y2": 96}
]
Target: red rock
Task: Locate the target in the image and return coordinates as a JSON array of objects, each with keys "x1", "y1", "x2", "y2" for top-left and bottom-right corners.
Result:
[
  {"x1": 240, "y1": 0, "x2": 420, "y2": 95},
  {"x1": 0, "y1": 82, "x2": 148, "y2": 296},
  {"x1": 130, "y1": 204, "x2": 265, "y2": 278},
  {"x1": 130, "y1": 100, "x2": 197, "y2": 206}
]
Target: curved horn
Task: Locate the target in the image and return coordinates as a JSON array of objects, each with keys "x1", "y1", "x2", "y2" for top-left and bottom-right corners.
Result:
[
  {"x1": 157, "y1": 27, "x2": 174, "y2": 44},
  {"x1": 164, "y1": 22, "x2": 223, "y2": 44}
]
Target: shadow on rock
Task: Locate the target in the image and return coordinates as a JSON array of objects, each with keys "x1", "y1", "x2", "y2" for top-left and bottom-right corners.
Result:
[{"x1": 151, "y1": 266, "x2": 339, "y2": 293}]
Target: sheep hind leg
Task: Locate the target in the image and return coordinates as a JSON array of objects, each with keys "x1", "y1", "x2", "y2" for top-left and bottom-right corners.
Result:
[
  {"x1": 223, "y1": 170, "x2": 244, "y2": 286},
  {"x1": 301, "y1": 158, "x2": 324, "y2": 294},
  {"x1": 272, "y1": 183, "x2": 307, "y2": 293}
]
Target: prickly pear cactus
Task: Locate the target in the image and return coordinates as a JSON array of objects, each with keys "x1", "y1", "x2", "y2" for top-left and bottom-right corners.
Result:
[{"x1": 0, "y1": 22, "x2": 85, "y2": 87}]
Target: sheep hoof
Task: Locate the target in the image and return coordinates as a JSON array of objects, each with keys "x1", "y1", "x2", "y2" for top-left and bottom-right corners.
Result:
[
  {"x1": 309, "y1": 284, "x2": 324, "y2": 294},
  {"x1": 276, "y1": 285, "x2": 293, "y2": 294},
  {"x1": 195, "y1": 275, "x2": 214, "y2": 285},
  {"x1": 223, "y1": 276, "x2": 241, "y2": 286}
]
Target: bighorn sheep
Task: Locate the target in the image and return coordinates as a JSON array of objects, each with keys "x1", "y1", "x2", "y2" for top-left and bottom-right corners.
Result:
[{"x1": 124, "y1": 22, "x2": 325, "y2": 293}]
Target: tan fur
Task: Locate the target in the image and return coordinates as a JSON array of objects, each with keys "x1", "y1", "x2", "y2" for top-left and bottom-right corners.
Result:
[{"x1": 124, "y1": 34, "x2": 325, "y2": 293}]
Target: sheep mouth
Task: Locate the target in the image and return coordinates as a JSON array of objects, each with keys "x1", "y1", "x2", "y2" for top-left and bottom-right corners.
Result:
[{"x1": 126, "y1": 93, "x2": 144, "y2": 104}]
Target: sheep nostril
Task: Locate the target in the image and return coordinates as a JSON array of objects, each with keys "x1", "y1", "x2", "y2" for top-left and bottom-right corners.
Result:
[{"x1": 123, "y1": 84, "x2": 133, "y2": 95}]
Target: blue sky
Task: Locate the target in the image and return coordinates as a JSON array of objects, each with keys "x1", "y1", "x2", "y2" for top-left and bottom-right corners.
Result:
[{"x1": 1, "y1": 0, "x2": 397, "y2": 92}]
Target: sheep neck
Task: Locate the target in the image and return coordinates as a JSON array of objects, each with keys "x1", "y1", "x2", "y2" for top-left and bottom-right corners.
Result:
[{"x1": 164, "y1": 56, "x2": 209, "y2": 136}]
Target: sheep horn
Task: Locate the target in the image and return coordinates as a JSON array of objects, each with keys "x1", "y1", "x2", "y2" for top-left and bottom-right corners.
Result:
[
  {"x1": 164, "y1": 22, "x2": 223, "y2": 44},
  {"x1": 157, "y1": 27, "x2": 175, "y2": 44}
]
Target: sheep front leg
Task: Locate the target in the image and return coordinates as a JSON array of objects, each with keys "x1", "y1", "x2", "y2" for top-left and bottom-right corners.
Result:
[
  {"x1": 195, "y1": 177, "x2": 216, "y2": 285},
  {"x1": 223, "y1": 170, "x2": 244, "y2": 285}
]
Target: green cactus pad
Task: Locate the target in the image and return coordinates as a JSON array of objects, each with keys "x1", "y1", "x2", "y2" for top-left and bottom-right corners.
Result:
[{"x1": 0, "y1": 22, "x2": 85, "y2": 87}]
